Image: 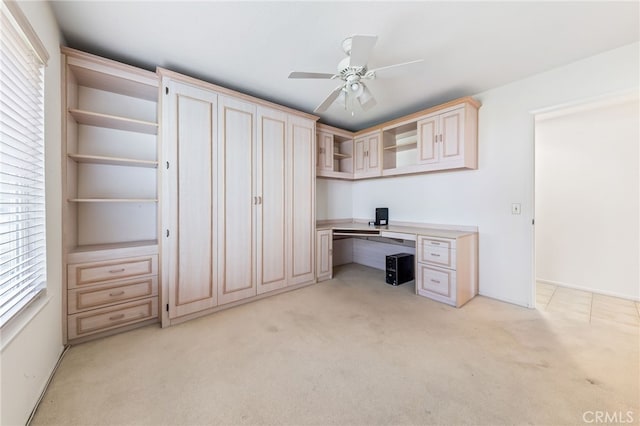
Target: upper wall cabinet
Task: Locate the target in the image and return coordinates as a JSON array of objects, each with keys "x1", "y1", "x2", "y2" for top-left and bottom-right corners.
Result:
[
  {"x1": 316, "y1": 97, "x2": 480, "y2": 180},
  {"x1": 353, "y1": 130, "x2": 382, "y2": 179},
  {"x1": 316, "y1": 123, "x2": 354, "y2": 179}
]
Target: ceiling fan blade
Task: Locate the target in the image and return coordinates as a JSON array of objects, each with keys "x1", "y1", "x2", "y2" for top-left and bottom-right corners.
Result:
[
  {"x1": 348, "y1": 35, "x2": 378, "y2": 68},
  {"x1": 366, "y1": 59, "x2": 424, "y2": 78},
  {"x1": 357, "y1": 84, "x2": 376, "y2": 111},
  {"x1": 314, "y1": 84, "x2": 345, "y2": 113},
  {"x1": 288, "y1": 71, "x2": 336, "y2": 79}
]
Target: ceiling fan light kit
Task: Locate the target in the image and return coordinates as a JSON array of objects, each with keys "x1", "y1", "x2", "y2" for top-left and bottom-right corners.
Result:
[{"x1": 288, "y1": 34, "x2": 423, "y2": 115}]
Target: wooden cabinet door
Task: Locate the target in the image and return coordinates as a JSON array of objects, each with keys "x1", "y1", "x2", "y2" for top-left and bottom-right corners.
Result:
[
  {"x1": 163, "y1": 79, "x2": 218, "y2": 318},
  {"x1": 417, "y1": 115, "x2": 439, "y2": 164},
  {"x1": 354, "y1": 132, "x2": 381, "y2": 178},
  {"x1": 316, "y1": 230, "x2": 332, "y2": 281},
  {"x1": 288, "y1": 115, "x2": 315, "y2": 286},
  {"x1": 354, "y1": 136, "x2": 366, "y2": 176},
  {"x1": 440, "y1": 107, "x2": 465, "y2": 164},
  {"x1": 316, "y1": 131, "x2": 334, "y2": 172},
  {"x1": 256, "y1": 107, "x2": 288, "y2": 294},
  {"x1": 217, "y1": 96, "x2": 258, "y2": 304},
  {"x1": 366, "y1": 133, "x2": 380, "y2": 173}
]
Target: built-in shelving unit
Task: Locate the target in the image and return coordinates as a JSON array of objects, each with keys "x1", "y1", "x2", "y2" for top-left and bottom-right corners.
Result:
[
  {"x1": 62, "y1": 47, "x2": 160, "y2": 343},
  {"x1": 382, "y1": 121, "x2": 418, "y2": 170},
  {"x1": 332, "y1": 133, "x2": 353, "y2": 174},
  {"x1": 63, "y1": 48, "x2": 159, "y2": 249}
]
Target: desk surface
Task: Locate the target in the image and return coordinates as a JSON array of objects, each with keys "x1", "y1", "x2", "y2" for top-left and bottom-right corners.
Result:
[{"x1": 317, "y1": 221, "x2": 476, "y2": 239}]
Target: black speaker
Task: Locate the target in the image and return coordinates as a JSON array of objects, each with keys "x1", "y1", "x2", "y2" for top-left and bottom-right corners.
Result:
[
  {"x1": 375, "y1": 207, "x2": 388, "y2": 226},
  {"x1": 386, "y1": 253, "x2": 414, "y2": 285}
]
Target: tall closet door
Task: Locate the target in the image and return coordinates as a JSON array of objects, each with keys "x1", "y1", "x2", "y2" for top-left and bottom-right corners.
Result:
[
  {"x1": 288, "y1": 115, "x2": 316, "y2": 286},
  {"x1": 256, "y1": 107, "x2": 288, "y2": 294},
  {"x1": 163, "y1": 79, "x2": 218, "y2": 318},
  {"x1": 217, "y1": 96, "x2": 258, "y2": 304}
]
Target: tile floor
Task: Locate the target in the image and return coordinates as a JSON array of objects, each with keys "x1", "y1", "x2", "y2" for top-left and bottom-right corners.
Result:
[{"x1": 536, "y1": 282, "x2": 640, "y2": 328}]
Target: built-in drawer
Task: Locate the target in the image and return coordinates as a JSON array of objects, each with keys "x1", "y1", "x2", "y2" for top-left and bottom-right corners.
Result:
[
  {"x1": 416, "y1": 263, "x2": 456, "y2": 306},
  {"x1": 418, "y1": 236, "x2": 456, "y2": 251},
  {"x1": 68, "y1": 276, "x2": 158, "y2": 314},
  {"x1": 68, "y1": 297, "x2": 158, "y2": 340},
  {"x1": 418, "y1": 237, "x2": 456, "y2": 268},
  {"x1": 68, "y1": 255, "x2": 157, "y2": 288}
]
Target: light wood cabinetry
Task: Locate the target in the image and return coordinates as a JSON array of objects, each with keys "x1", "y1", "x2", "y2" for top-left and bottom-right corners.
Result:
[
  {"x1": 256, "y1": 107, "x2": 288, "y2": 294},
  {"x1": 416, "y1": 105, "x2": 474, "y2": 169},
  {"x1": 258, "y1": 109, "x2": 317, "y2": 292},
  {"x1": 317, "y1": 130, "x2": 334, "y2": 172},
  {"x1": 316, "y1": 230, "x2": 333, "y2": 282},
  {"x1": 162, "y1": 78, "x2": 218, "y2": 319},
  {"x1": 316, "y1": 97, "x2": 479, "y2": 180},
  {"x1": 288, "y1": 115, "x2": 317, "y2": 285},
  {"x1": 61, "y1": 47, "x2": 159, "y2": 342},
  {"x1": 160, "y1": 69, "x2": 317, "y2": 324},
  {"x1": 66, "y1": 246, "x2": 159, "y2": 340},
  {"x1": 382, "y1": 100, "x2": 477, "y2": 176},
  {"x1": 316, "y1": 124, "x2": 354, "y2": 179},
  {"x1": 217, "y1": 96, "x2": 258, "y2": 304},
  {"x1": 354, "y1": 131, "x2": 382, "y2": 178},
  {"x1": 415, "y1": 234, "x2": 478, "y2": 307}
]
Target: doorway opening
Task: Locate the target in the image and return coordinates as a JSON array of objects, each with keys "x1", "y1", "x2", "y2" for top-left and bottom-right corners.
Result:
[{"x1": 533, "y1": 93, "x2": 639, "y2": 327}]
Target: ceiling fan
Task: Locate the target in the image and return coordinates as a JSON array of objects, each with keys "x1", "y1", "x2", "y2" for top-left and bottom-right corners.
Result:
[{"x1": 288, "y1": 34, "x2": 423, "y2": 114}]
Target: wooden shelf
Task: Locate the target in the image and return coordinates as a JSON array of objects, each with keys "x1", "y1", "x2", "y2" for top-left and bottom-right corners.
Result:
[
  {"x1": 333, "y1": 152, "x2": 351, "y2": 159},
  {"x1": 383, "y1": 142, "x2": 418, "y2": 152},
  {"x1": 69, "y1": 198, "x2": 158, "y2": 203},
  {"x1": 68, "y1": 62, "x2": 158, "y2": 101},
  {"x1": 68, "y1": 153, "x2": 158, "y2": 168},
  {"x1": 69, "y1": 240, "x2": 158, "y2": 255},
  {"x1": 69, "y1": 109, "x2": 158, "y2": 135}
]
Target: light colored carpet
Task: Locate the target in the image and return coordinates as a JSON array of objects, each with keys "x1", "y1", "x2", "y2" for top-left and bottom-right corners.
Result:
[{"x1": 32, "y1": 264, "x2": 639, "y2": 425}]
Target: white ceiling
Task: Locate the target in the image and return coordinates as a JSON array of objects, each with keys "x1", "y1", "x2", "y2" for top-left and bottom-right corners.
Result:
[{"x1": 49, "y1": 1, "x2": 639, "y2": 131}]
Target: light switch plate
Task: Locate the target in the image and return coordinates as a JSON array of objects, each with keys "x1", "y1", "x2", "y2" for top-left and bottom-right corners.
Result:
[{"x1": 512, "y1": 203, "x2": 521, "y2": 215}]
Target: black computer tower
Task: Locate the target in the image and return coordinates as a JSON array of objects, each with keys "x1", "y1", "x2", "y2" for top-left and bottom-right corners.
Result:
[{"x1": 386, "y1": 253, "x2": 414, "y2": 285}]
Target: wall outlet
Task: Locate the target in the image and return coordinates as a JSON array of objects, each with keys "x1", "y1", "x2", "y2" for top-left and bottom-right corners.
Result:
[{"x1": 512, "y1": 203, "x2": 521, "y2": 215}]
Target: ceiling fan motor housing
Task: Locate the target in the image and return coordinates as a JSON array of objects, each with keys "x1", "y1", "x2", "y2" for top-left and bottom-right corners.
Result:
[{"x1": 337, "y1": 57, "x2": 367, "y2": 82}]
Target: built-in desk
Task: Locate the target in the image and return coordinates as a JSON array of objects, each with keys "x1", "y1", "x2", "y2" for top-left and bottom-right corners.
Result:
[{"x1": 316, "y1": 221, "x2": 478, "y2": 307}]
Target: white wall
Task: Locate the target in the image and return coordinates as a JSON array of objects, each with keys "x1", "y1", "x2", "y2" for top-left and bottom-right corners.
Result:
[
  {"x1": 323, "y1": 42, "x2": 639, "y2": 307},
  {"x1": 535, "y1": 97, "x2": 639, "y2": 300},
  {"x1": 316, "y1": 178, "x2": 353, "y2": 221},
  {"x1": 0, "y1": 2, "x2": 64, "y2": 424}
]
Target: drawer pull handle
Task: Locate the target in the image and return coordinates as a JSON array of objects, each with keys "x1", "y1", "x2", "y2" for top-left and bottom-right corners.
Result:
[
  {"x1": 431, "y1": 279, "x2": 441, "y2": 284},
  {"x1": 430, "y1": 253, "x2": 441, "y2": 257},
  {"x1": 109, "y1": 291, "x2": 125, "y2": 297},
  {"x1": 109, "y1": 314, "x2": 125, "y2": 321},
  {"x1": 430, "y1": 242, "x2": 441, "y2": 245},
  {"x1": 109, "y1": 268, "x2": 126, "y2": 274}
]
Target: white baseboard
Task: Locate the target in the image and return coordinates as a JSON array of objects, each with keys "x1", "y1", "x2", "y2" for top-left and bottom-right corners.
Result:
[{"x1": 536, "y1": 278, "x2": 640, "y2": 302}]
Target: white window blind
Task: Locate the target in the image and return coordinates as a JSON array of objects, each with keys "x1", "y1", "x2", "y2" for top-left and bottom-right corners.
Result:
[{"x1": 0, "y1": 0, "x2": 48, "y2": 327}]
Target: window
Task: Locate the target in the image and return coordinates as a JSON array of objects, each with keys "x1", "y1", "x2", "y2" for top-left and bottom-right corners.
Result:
[{"x1": 0, "y1": 0, "x2": 49, "y2": 327}]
